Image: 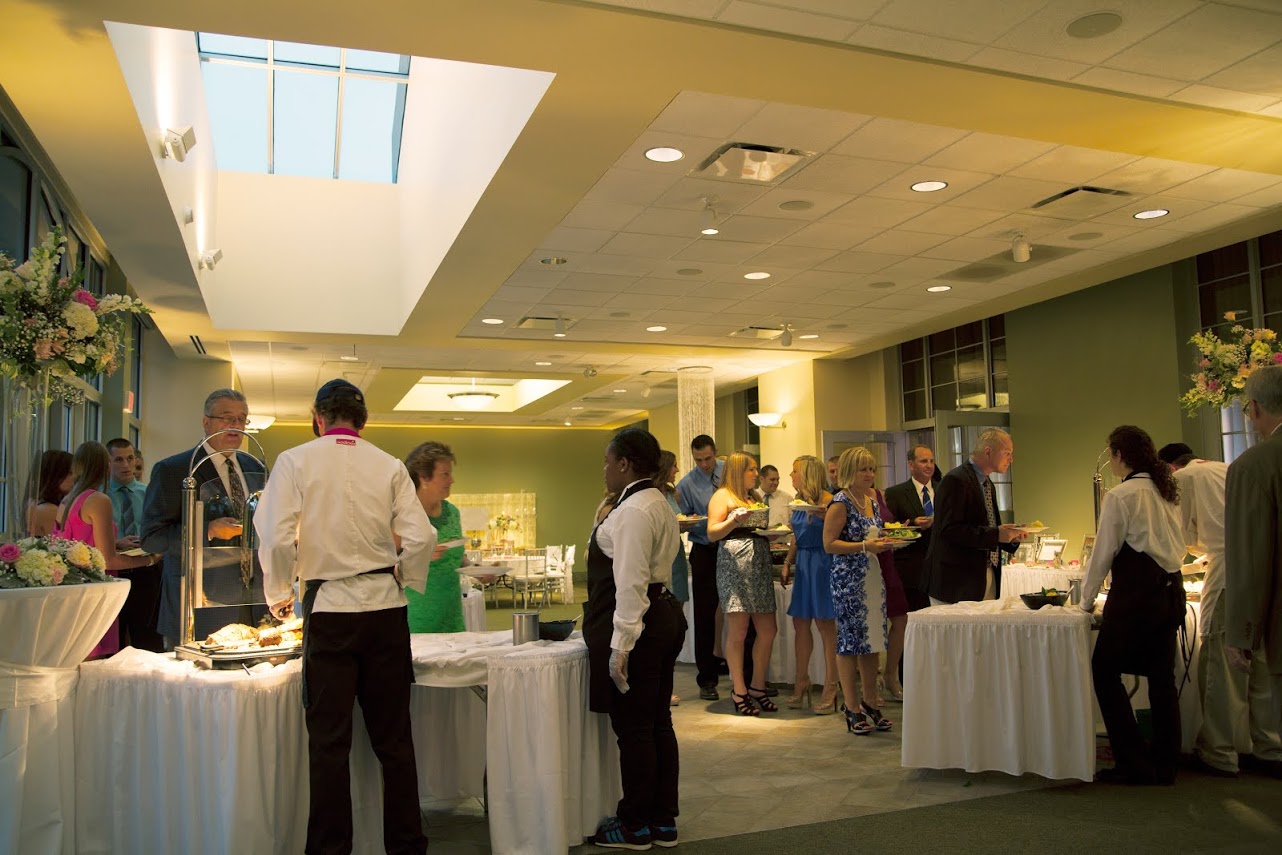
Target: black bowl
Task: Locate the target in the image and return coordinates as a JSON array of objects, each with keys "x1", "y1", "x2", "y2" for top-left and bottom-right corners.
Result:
[
  {"x1": 539, "y1": 619, "x2": 577, "y2": 641},
  {"x1": 1020, "y1": 592, "x2": 1069, "y2": 609}
]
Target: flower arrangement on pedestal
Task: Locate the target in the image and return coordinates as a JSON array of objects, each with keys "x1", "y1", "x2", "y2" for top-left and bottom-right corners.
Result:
[
  {"x1": 1181, "y1": 312, "x2": 1282, "y2": 415},
  {"x1": 0, "y1": 536, "x2": 110, "y2": 588},
  {"x1": 491, "y1": 513, "x2": 519, "y2": 547},
  {"x1": 0, "y1": 226, "x2": 150, "y2": 403}
]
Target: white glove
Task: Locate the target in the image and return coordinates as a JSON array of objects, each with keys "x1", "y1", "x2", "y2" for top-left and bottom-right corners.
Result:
[{"x1": 609, "y1": 648, "x2": 630, "y2": 694}]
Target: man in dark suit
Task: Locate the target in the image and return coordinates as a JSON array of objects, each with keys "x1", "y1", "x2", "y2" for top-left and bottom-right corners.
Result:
[
  {"x1": 1226, "y1": 365, "x2": 1282, "y2": 771},
  {"x1": 141, "y1": 388, "x2": 266, "y2": 648},
  {"x1": 884, "y1": 444, "x2": 937, "y2": 612},
  {"x1": 925, "y1": 428, "x2": 1025, "y2": 604}
]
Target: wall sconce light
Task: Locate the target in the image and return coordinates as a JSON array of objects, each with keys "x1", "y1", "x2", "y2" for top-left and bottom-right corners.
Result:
[
  {"x1": 244, "y1": 414, "x2": 276, "y2": 433},
  {"x1": 199, "y1": 248, "x2": 223, "y2": 270},
  {"x1": 182, "y1": 207, "x2": 195, "y2": 225},
  {"x1": 162, "y1": 126, "x2": 197, "y2": 162},
  {"x1": 748, "y1": 412, "x2": 786, "y2": 429}
]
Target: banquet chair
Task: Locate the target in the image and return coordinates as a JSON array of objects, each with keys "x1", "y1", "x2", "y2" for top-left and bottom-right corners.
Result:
[
  {"x1": 508, "y1": 549, "x2": 550, "y2": 608},
  {"x1": 560, "y1": 544, "x2": 576, "y2": 605},
  {"x1": 543, "y1": 545, "x2": 566, "y2": 603}
]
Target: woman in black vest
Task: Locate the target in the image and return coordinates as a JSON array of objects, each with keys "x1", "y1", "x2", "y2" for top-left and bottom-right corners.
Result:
[{"x1": 584, "y1": 429, "x2": 688, "y2": 850}]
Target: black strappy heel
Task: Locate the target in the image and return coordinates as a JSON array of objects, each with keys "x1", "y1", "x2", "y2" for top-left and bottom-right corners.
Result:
[
  {"x1": 748, "y1": 686, "x2": 777, "y2": 712},
  {"x1": 843, "y1": 704, "x2": 871, "y2": 735},
  {"x1": 861, "y1": 700, "x2": 893, "y2": 731},
  {"x1": 731, "y1": 691, "x2": 760, "y2": 716}
]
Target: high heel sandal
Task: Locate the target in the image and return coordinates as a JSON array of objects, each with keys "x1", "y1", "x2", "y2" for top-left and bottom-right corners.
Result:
[
  {"x1": 813, "y1": 683, "x2": 839, "y2": 715},
  {"x1": 879, "y1": 675, "x2": 904, "y2": 703},
  {"x1": 860, "y1": 700, "x2": 893, "y2": 731},
  {"x1": 785, "y1": 680, "x2": 812, "y2": 709},
  {"x1": 748, "y1": 686, "x2": 778, "y2": 713},
  {"x1": 843, "y1": 704, "x2": 872, "y2": 735},
  {"x1": 731, "y1": 691, "x2": 760, "y2": 716}
]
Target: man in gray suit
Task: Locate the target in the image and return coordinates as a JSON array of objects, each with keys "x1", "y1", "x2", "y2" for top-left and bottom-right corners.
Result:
[{"x1": 1225, "y1": 365, "x2": 1282, "y2": 779}]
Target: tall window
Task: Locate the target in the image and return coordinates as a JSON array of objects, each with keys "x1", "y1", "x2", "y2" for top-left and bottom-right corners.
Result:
[{"x1": 899, "y1": 315, "x2": 1006, "y2": 424}]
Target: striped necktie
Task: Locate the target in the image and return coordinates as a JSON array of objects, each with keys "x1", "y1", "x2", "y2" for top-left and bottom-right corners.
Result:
[
  {"x1": 120, "y1": 485, "x2": 136, "y2": 535},
  {"x1": 983, "y1": 477, "x2": 999, "y2": 567}
]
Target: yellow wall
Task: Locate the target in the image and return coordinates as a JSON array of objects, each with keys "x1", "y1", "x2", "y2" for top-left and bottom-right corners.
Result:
[
  {"x1": 138, "y1": 341, "x2": 238, "y2": 467},
  {"x1": 646, "y1": 400, "x2": 679, "y2": 460},
  {"x1": 757, "y1": 359, "x2": 819, "y2": 473},
  {"x1": 813, "y1": 352, "x2": 893, "y2": 434}
]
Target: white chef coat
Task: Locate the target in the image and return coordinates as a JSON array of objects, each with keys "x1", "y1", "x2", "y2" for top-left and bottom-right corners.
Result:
[
  {"x1": 255, "y1": 432, "x2": 436, "y2": 614},
  {"x1": 1079, "y1": 473, "x2": 1185, "y2": 612},
  {"x1": 1173, "y1": 459, "x2": 1228, "y2": 631},
  {"x1": 594, "y1": 479, "x2": 679, "y2": 652},
  {"x1": 765, "y1": 489, "x2": 794, "y2": 528}
]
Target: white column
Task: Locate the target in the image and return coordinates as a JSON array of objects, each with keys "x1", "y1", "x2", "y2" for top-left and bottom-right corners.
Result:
[{"x1": 677, "y1": 366, "x2": 715, "y2": 473}]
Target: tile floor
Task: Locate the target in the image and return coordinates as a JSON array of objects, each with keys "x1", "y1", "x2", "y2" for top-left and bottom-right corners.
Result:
[{"x1": 419, "y1": 663, "x2": 1072, "y2": 853}]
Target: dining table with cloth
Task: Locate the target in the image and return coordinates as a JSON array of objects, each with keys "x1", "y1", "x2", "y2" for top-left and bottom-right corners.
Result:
[
  {"x1": 0, "y1": 579, "x2": 129, "y2": 855},
  {"x1": 901, "y1": 598, "x2": 1097, "y2": 782}
]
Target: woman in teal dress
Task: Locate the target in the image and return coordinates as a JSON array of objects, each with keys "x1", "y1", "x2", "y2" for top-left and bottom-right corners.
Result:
[{"x1": 404, "y1": 441, "x2": 466, "y2": 632}]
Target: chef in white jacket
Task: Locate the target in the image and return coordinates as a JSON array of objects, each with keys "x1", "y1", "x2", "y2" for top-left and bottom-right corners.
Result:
[{"x1": 256, "y1": 378, "x2": 436, "y2": 855}]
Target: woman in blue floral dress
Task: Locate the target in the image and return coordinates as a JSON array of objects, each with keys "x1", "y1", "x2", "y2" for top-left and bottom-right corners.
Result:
[
  {"x1": 782, "y1": 455, "x2": 838, "y2": 714},
  {"x1": 823, "y1": 446, "x2": 895, "y2": 735}
]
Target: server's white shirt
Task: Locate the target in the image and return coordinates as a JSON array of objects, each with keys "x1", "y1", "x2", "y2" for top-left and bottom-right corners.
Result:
[
  {"x1": 1079, "y1": 473, "x2": 1185, "y2": 612},
  {"x1": 765, "y1": 489, "x2": 794, "y2": 528},
  {"x1": 255, "y1": 433, "x2": 436, "y2": 614},
  {"x1": 202, "y1": 439, "x2": 249, "y2": 499},
  {"x1": 594, "y1": 480, "x2": 680, "y2": 652},
  {"x1": 1173, "y1": 459, "x2": 1228, "y2": 606}
]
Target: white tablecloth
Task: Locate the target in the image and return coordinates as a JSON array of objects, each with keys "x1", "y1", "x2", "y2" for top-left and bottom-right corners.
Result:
[
  {"x1": 1002, "y1": 563, "x2": 1080, "y2": 600},
  {"x1": 902, "y1": 598, "x2": 1097, "y2": 782},
  {"x1": 463, "y1": 590, "x2": 486, "y2": 632},
  {"x1": 0, "y1": 580, "x2": 129, "y2": 855}
]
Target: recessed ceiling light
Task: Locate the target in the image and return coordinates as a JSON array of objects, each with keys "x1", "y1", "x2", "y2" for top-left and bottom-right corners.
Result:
[
  {"x1": 644, "y1": 146, "x2": 684, "y2": 163},
  {"x1": 869, "y1": 281, "x2": 895, "y2": 289},
  {"x1": 571, "y1": 406, "x2": 584, "y2": 410},
  {"x1": 535, "y1": 361, "x2": 552, "y2": 366},
  {"x1": 452, "y1": 417, "x2": 465, "y2": 421},
  {"x1": 613, "y1": 388, "x2": 627, "y2": 393},
  {"x1": 1133, "y1": 209, "x2": 1169, "y2": 220},
  {"x1": 927, "y1": 285, "x2": 952, "y2": 293},
  {"x1": 799, "y1": 334, "x2": 820, "y2": 340},
  {"x1": 676, "y1": 268, "x2": 703, "y2": 276},
  {"x1": 911, "y1": 181, "x2": 948, "y2": 192},
  {"x1": 647, "y1": 325, "x2": 668, "y2": 332},
  {"x1": 339, "y1": 354, "x2": 360, "y2": 362},
  {"x1": 701, "y1": 227, "x2": 720, "y2": 235},
  {"x1": 1066, "y1": 12, "x2": 1123, "y2": 39},
  {"x1": 778, "y1": 199, "x2": 814, "y2": 211},
  {"x1": 744, "y1": 272, "x2": 771, "y2": 280},
  {"x1": 564, "y1": 419, "x2": 573, "y2": 426},
  {"x1": 481, "y1": 318, "x2": 504, "y2": 325},
  {"x1": 540, "y1": 256, "x2": 567, "y2": 265}
]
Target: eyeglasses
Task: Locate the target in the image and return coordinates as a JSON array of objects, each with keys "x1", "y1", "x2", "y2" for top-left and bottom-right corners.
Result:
[{"x1": 208, "y1": 414, "x2": 249, "y2": 427}]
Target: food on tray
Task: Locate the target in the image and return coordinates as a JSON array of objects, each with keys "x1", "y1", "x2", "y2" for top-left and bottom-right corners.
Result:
[
  {"x1": 675, "y1": 513, "x2": 705, "y2": 520},
  {"x1": 204, "y1": 624, "x2": 257, "y2": 647},
  {"x1": 202, "y1": 618, "x2": 304, "y2": 651},
  {"x1": 1041, "y1": 587, "x2": 1059, "y2": 597},
  {"x1": 1030, "y1": 520, "x2": 1044, "y2": 527},
  {"x1": 883, "y1": 521, "x2": 905, "y2": 528},
  {"x1": 882, "y1": 528, "x2": 919, "y2": 540}
]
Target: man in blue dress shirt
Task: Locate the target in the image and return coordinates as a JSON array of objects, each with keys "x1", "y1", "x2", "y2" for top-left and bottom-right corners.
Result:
[
  {"x1": 676, "y1": 434, "x2": 725, "y2": 700},
  {"x1": 107, "y1": 438, "x2": 163, "y2": 651}
]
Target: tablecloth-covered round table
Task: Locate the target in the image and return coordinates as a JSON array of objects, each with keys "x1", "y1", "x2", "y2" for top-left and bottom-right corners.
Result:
[{"x1": 0, "y1": 579, "x2": 129, "y2": 855}]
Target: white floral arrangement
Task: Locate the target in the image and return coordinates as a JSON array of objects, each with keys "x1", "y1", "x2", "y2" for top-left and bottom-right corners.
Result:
[
  {"x1": 0, "y1": 227, "x2": 150, "y2": 402},
  {"x1": 0, "y1": 536, "x2": 110, "y2": 588}
]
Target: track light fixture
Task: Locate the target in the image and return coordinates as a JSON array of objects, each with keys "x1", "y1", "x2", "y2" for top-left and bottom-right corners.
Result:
[
  {"x1": 780, "y1": 323, "x2": 793, "y2": 348},
  {"x1": 701, "y1": 196, "x2": 720, "y2": 235},
  {"x1": 554, "y1": 314, "x2": 567, "y2": 338},
  {"x1": 1012, "y1": 231, "x2": 1031, "y2": 264}
]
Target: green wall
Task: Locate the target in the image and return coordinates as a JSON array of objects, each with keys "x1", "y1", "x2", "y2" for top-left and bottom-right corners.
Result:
[
  {"x1": 1007, "y1": 265, "x2": 1189, "y2": 560},
  {"x1": 255, "y1": 425, "x2": 617, "y2": 577}
]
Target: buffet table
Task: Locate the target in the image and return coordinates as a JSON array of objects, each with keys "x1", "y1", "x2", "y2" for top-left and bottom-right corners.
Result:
[
  {"x1": 0, "y1": 579, "x2": 130, "y2": 855},
  {"x1": 1002, "y1": 563, "x2": 1079, "y2": 600},
  {"x1": 902, "y1": 598, "x2": 1097, "y2": 782},
  {"x1": 74, "y1": 631, "x2": 616, "y2": 855}
]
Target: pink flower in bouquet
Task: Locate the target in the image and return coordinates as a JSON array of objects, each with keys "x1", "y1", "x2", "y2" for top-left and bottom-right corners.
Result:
[
  {"x1": 0, "y1": 543, "x2": 21, "y2": 563},
  {"x1": 33, "y1": 339, "x2": 55, "y2": 360},
  {"x1": 1275, "y1": 353, "x2": 1282, "y2": 364},
  {"x1": 73, "y1": 288, "x2": 99, "y2": 311},
  {"x1": 1207, "y1": 379, "x2": 1220, "y2": 391},
  {"x1": 50, "y1": 565, "x2": 65, "y2": 585},
  {"x1": 1199, "y1": 358, "x2": 1211, "y2": 369}
]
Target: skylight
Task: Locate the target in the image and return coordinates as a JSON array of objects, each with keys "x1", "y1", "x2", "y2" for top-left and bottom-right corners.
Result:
[{"x1": 197, "y1": 33, "x2": 409, "y2": 183}]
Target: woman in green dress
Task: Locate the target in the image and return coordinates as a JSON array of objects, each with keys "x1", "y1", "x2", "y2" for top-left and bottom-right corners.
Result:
[{"x1": 404, "y1": 441, "x2": 467, "y2": 633}]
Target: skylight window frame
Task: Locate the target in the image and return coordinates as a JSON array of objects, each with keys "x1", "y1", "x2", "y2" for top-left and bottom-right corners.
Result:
[{"x1": 196, "y1": 34, "x2": 409, "y2": 183}]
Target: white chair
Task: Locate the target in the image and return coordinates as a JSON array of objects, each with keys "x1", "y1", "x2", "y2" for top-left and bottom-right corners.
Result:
[
  {"x1": 508, "y1": 550, "x2": 550, "y2": 608},
  {"x1": 543, "y1": 545, "x2": 566, "y2": 603},
  {"x1": 560, "y1": 544, "x2": 576, "y2": 605}
]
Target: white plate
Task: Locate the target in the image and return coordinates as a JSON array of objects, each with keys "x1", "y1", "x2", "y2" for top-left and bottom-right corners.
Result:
[
  {"x1": 459, "y1": 565, "x2": 508, "y2": 578},
  {"x1": 755, "y1": 528, "x2": 793, "y2": 540},
  {"x1": 886, "y1": 539, "x2": 918, "y2": 550},
  {"x1": 1016, "y1": 525, "x2": 1049, "y2": 534},
  {"x1": 787, "y1": 503, "x2": 826, "y2": 513}
]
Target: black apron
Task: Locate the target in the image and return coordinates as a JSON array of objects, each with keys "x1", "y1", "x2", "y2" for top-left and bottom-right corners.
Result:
[
  {"x1": 584, "y1": 480, "x2": 660, "y2": 713},
  {"x1": 298, "y1": 565, "x2": 399, "y2": 708}
]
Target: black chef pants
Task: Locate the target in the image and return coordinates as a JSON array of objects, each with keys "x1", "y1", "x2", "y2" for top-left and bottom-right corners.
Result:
[
  {"x1": 609, "y1": 590, "x2": 687, "y2": 831},
  {"x1": 688, "y1": 542, "x2": 721, "y2": 689},
  {"x1": 303, "y1": 606, "x2": 426, "y2": 855}
]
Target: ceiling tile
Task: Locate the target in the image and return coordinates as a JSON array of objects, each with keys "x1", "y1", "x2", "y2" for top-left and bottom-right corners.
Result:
[
  {"x1": 991, "y1": 1, "x2": 1201, "y2": 65},
  {"x1": 777, "y1": 221, "x2": 884, "y2": 249},
  {"x1": 630, "y1": 277, "x2": 708, "y2": 296},
  {"x1": 744, "y1": 299, "x2": 836, "y2": 320},
  {"x1": 647, "y1": 259, "x2": 735, "y2": 280},
  {"x1": 1103, "y1": 4, "x2": 1282, "y2": 80},
  {"x1": 831, "y1": 118, "x2": 970, "y2": 164},
  {"x1": 673, "y1": 239, "x2": 764, "y2": 263},
  {"x1": 965, "y1": 211, "x2": 1077, "y2": 241},
  {"x1": 1232, "y1": 182, "x2": 1282, "y2": 208},
  {"x1": 1091, "y1": 195, "x2": 1214, "y2": 227},
  {"x1": 947, "y1": 175, "x2": 1069, "y2": 212},
  {"x1": 1070, "y1": 66, "x2": 1187, "y2": 98},
  {"x1": 1008, "y1": 145, "x2": 1140, "y2": 184},
  {"x1": 864, "y1": 164, "x2": 996, "y2": 202},
  {"x1": 558, "y1": 200, "x2": 647, "y2": 232},
  {"x1": 718, "y1": 1, "x2": 861, "y2": 41},
  {"x1": 624, "y1": 207, "x2": 712, "y2": 238},
  {"x1": 707, "y1": 214, "x2": 807, "y2": 242},
  {"x1": 1036, "y1": 221, "x2": 1140, "y2": 248},
  {"x1": 897, "y1": 205, "x2": 1007, "y2": 236},
  {"x1": 746, "y1": 243, "x2": 840, "y2": 268},
  {"x1": 539, "y1": 227, "x2": 615, "y2": 253},
  {"x1": 599, "y1": 232, "x2": 694, "y2": 258},
  {"x1": 966, "y1": 47, "x2": 1089, "y2": 81},
  {"x1": 1149, "y1": 203, "x2": 1261, "y2": 234},
  {"x1": 785, "y1": 270, "x2": 864, "y2": 289},
  {"x1": 749, "y1": 1, "x2": 884, "y2": 18},
  {"x1": 650, "y1": 91, "x2": 766, "y2": 139},
  {"x1": 853, "y1": 230, "x2": 950, "y2": 255},
  {"x1": 559, "y1": 272, "x2": 642, "y2": 292},
  {"x1": 815, "y1": 250, "x2": 907, "y2": 274},
  {"x1": 540, "y1": 289, "x2": 616, "y2": 308},
  {"x1": 1169, "y1": 84, "x2": 1280, "y2": 113},
  {"x1": 652, "y1": 178, "x2": 769, "y2": 214},
  {"x1": 845, "y1": 24, "x2": 983, "y2": 63},
  {"x1": 736, "y1": 188, "x2": 851, "y2": 221},
  {"x1": 871, "y1": 0, "x2": 1047, "y2": 43},
  {"x1": 1204, "y1": 43, "x2": 1282, "y2": 98},
  {"x1": 756, "y1": 282, "x2": 836, "y2": 303},
  {"x1": 878, "y1": 256, "x2": 967, "y2": 279},
  {"x1": 1162, "y1": 169, "x2": 1282, "y2": 203},
  {"x1": 575, "y1": 254, "x2": 660, "y2": 276},
  {"x1": 919, "y1": 236, "x2": 1012, "y2": 262},
  {"x1": 865, "y1": 291, "x2": 975, "y2": 311},
  {"x1": 612, "y1": 130, "x2": 727, "y2": 175},
  {"x1": 731, "y1": 101, "x2": 872, "y2": 152},
  {"x1": 925, "y1": 133, "x2": 1056, "y2": 175},
  {"x1": 781, "y1": 154, "x2": 908, "y2": 196},
  {"x1": 1090, "y1": 158, "x2": 1218, "y2": 196},
  {"x1": 822, "y1": 287, "x2": 879, "y2": 307},
  {"x1": 825, "y1": 196, "x2": 935, "y2": 227}
]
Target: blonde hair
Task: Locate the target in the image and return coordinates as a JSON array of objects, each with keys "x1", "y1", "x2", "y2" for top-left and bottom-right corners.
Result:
[
  {"x1": 721, "y1": 451, "x2": 758, "y2": 505},
  {"x1": 792, "y1": 455, "x2": 828, "y2": 504},
  {"x1": 835, "y1": 446, "x2": 876, "y2": 492}
]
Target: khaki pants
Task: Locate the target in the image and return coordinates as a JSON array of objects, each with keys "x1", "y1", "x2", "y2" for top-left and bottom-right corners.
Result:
[{"x1": 1195, "y1": 601, "x2": 1282, "y2": 772}]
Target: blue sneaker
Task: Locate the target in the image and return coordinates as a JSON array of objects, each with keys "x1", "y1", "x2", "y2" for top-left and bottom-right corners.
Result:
[
  {"x1": 652, "y1": 825, "x2": 678, "y2": 848},
  {"x1": 590, "y1": 816, "x2": 652, "y2": 850}
]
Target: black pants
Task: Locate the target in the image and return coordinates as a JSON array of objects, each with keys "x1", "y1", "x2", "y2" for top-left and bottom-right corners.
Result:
[
  {"x1": 688, "y1": 543, "x2": 721, "y2": 688},
  {"x1": 303, "y1": 607, "x2": 426, "y2": 855},
  {"x1": 1091, "y1": 563, "x2": 1182, "y2": 781},
  {"x1": 609, "y1": 593, "x2": 687, "y2": 830},
  {"x1": 117, "y1": 564, "x2": 164, "y2": 652}
]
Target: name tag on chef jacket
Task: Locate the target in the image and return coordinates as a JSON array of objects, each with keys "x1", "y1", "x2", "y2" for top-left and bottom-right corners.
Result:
[{"x1": 335, "y1": 437, "x2": 356, "y2": 446}]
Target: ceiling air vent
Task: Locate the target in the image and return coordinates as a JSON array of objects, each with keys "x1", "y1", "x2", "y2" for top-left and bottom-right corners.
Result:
[
  {"x1": 189, "y1": 335, "x2": 207, "y2": 355},
  {"x1": 729, "y1": 326, "x2": 784, "y2": 340},
  {"x1": 1031, "y1": 186, "x2": 1131, "y2": 218},
  {"x1": 695, "y1": 142, "x2": 811, "y2": 184},
  {"x1": 516, "y1": 315, "x2": 575, "y2": 331}
]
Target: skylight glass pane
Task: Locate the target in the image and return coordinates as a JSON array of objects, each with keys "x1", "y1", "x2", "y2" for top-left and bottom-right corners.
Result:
[
  {"x1": 273, "y1": 70, "x2": 338, "y2": 178},
  {"x1": 339, "y1": 78, "x2": 405, "y2": 183},
  {"x1": 197, "y1": 33, "x2": 268, "y2": 60},
  {"x1": 345, "y1": 50, "x2": 410, "y2": 75},
  {"x1": 274, "y1": 41, "x2": 341, "y2": 67},
  {"x1": 201, "y1": 61, "x2": 269, "y2": 172}
]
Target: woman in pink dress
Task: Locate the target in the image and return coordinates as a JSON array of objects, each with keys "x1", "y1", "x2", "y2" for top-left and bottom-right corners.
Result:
[{"x1": 53, "y1": 441, "x2": 158, "y2": 659}]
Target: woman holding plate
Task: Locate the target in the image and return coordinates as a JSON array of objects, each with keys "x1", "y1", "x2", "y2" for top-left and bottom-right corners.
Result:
[
  {"x1": 782, "y1": 455, "x2": 839, "y2": 713},
  {"x1": 404, "y1": 441, "x2": 469, "y2": 633}
]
